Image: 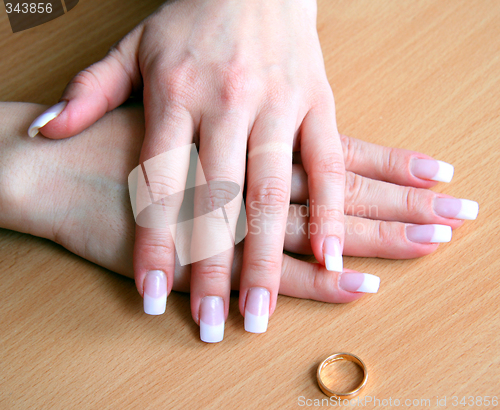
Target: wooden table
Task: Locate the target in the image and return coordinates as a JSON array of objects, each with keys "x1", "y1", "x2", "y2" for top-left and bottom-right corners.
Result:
[{"x1": 1, "y1": 1, "x2": 498, "y2": 408}]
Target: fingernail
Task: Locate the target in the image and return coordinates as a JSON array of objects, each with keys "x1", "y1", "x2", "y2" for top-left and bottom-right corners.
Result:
[
  {"x1": 143, "y1": 270, "x2": 167, "y2": 315},
  {"x1": 324, "y1": 236, "x2": 343, "y2": 272},
  {"x1": 410, "y1": 158, "x2": 454, "y2": 183},
  {"x1": 200, "y1": 296, "x2": 224, "y2": 343},
  {"x1": 406, "y1": 224, "x2": 452, "y2": 243},
  {"x1": 28, "y1": 101, "x2": 67, "y2": 138},
  {"x1": 339, "y1": 272, "x2": 380, "y2": 293},
  {"x1": 434, "y1": 197, "x2": 479, "y2": 220},
  {"x1": 244, "y1": 287, "x2": 270, "y2": 334}
]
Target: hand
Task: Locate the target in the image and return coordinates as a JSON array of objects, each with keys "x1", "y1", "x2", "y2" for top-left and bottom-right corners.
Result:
[
  {"x1": 26, "y1": 0, "x2": 346, "y2": 339},
  {"x1": 3, "y1": 103, "x2": 478, "y2": 307}
]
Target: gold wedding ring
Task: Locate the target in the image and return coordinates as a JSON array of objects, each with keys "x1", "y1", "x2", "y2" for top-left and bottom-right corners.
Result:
[{"x1": 317, "y1": 353, "x2": 368, "y2": 399}]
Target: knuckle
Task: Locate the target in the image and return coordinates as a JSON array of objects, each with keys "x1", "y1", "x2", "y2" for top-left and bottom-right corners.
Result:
[
  {"x1": 344, "y1": 171, "x2": 364, "y2": 205},
  {"x1": 246, "y1": 255, "x2": 282, "y2": 274},
  {"x1": 160, "y1": 63, "x2": 197, "y2": 104},
  {"x1": 220, "y1": 63, "x2": 251, "y2": 105},
  {"x1": 197, "y1": 179, "x2": 241, "y2": 215},
  {"x1": 147, "y1": 173, "x2": 182, "y2": 199},
  {"x1": 247, "y1": 177, "x2": 290, "y2": 214},
  {"x1": 311, "y1": 266, "x2": 331, "y2": 293},
  {"x1": 403, "y1": 187, "x2": 425, "y2": 217},
  {"x1": 321, "y1": 207, "x2": 344, "y2": 223},
  {"x1": 195, "y1": 262, "x2": 231, "y2": 281},
  {"x1": 208, "y1": 180, "x2": 241, "y2": 209},
  {"x1": 139, "y1": 240, "x2": 175, "y2": 257},
  {"x1": 312, "y1": 153, "x2": 345, "y2": 178},
  {"x1": 340, "y1": 134, "x2": 355, "y2": 169},
  {"x1": 266, "y1": 80, "x2": 293, "y2": 108},
  {"x1": 375, "y1": 220, "x2": 395, "y2": 247},
  {"x1": 107, "y1": 46, "x2": 134, "y2": 80},
  {"x1": 382, "y1": 147, "x2": 399, "y2": 176},
  {"x1": 70, "y1": 68, "x2": 101, "y2": 93},
  {"x1": 311, "y1": 85, "x2": 335, "y2": 110}
]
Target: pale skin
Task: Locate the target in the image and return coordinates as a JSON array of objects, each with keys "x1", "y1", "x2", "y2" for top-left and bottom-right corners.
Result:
[
  {"x1": 2, "y1": 102, "x2": 466, "y2": 305},
  {"x1": 32, "y1": 0, "x2": 347, "y2": 325}
]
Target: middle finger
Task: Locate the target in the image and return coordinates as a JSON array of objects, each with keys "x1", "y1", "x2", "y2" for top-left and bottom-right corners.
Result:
[
  {"x1": 190, "y1": 110, "x2": 249, "y2": 343},
  {"x1": 239, "y1": 108, "x2": 296, "y2": 334}
]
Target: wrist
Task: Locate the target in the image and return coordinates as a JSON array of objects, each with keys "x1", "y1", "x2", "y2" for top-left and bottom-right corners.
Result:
[{"x1": 0, "y1": 103, "x2": 39, "y2": 232}]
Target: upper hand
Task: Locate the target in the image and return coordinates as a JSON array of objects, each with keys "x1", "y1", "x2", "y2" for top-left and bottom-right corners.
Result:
[{"x1": 29, "y1": 0, "x2": 345, "y2": 340}]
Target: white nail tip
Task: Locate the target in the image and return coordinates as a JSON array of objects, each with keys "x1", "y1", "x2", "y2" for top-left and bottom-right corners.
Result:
[
  {"x1": 244, "y1": 311, "x2": 269, "y2": 334},
  {"x1": 432, "y1": 160, "x2": 454, "y2": 183},
  {"x1": 28, "y1": 101, "x2": 67, "y2": 138},
  {"x1": 325, "y1": 254, "x2": 343, "y2": 272},
  {"x1": 356, "y1": 274, "x2": 381, "y2": 293},
  {"x1": 431, "y1": 224, "x2": 452, "y2": 243},
  {"x1": 143, "y1": 294, "x2": 167, "y2": 315},
  {"x1": 200, "y1": 321, "x2": 224, "y2": 343},
  {"x1": 457, "y1": 199, "x2": 479, "y2": 220}
]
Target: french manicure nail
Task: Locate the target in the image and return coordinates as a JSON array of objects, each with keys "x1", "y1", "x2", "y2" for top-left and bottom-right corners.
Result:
[
  {"x1": 324, "y1": 236, "x2": 343, "y2": 272},
  {"x1": 406, "y1": 224, "x2": 452, "y2": 243},
  {"x1": 143, "y1": 270, "x2": 167, "y2": 315},
  {"x1": 434, "y1": 197, "x2": 479, "y2": 220},
  {"x1": 200, "y1": 296, "x2": 224, "y2": 343},
  {"x1": 244, "y1": 287, "x2": 270, "y2": 334},
  {"x1": 410, "y1": 158, "x2": 454, "y2": 183},
  {"x1": 339, "y1": 272, "x2": 380, "y2": 293},
  {"x1": 28, "y1": 101, "x2": 67, "y2": 138}
]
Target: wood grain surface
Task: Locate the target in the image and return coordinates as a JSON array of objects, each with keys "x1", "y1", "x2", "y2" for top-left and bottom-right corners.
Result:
[{"x1": 0, "y1": 1, "x2": 498, "y2": 409}]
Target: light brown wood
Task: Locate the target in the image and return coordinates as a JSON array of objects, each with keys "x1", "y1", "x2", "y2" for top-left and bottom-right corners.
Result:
[{"x1": 1, "y1": 1, "x2": 498, "y2": 408}]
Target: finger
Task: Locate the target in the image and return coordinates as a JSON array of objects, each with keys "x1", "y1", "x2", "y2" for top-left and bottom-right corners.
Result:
[
  {"x1": 189, "y1": 111, "x2": 248, "y2": 343},
  {"x1": 133, "y1": 74, "x2": 194, "y2": 316},
  {"x1": 284, "y1": 208, "x2": 448, "y2": 259},
  {"x1": 290, "y1": 163, "x2": 308, "y2": 203},
  {"x1": 300, "y1": 99, "x2": 345, "y2": 273},
  {"x1": 234, "y1": 251, "x2": 377, "y2": 302},
  {"x1": 340, "y1": 134, "x2": 454, "y2": 187},
  {"x1": 239, "y1": 111, "x2": 295, "y2": 333},
  {"x1": 343, "y1": 173, "x2": 475, "y2": 226},
  {"x1": 279, "y1": 258, "x2": 380, "y2": 302},
  {"x1": 176, "y1": 243, "x2": 379, "y2": 302},
  {"x1": 29, "y1": 26, "x2": 143, "y2": 139},
  {"x1": 345, "y1": 217, "x2": 452, "y2": 258},
  {"x1": 291, "y1": 166, "x2": 475, "y2": 227}
]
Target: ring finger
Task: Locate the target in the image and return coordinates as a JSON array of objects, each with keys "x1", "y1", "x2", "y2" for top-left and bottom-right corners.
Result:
[{"x1": 189, "y1": 111, "x2": 249, "y2": 343}]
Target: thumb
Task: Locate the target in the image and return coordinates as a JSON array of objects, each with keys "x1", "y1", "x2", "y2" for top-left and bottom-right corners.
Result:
[{"x1": 28, "y1": 26, "x2": 143, "y2": 139}]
